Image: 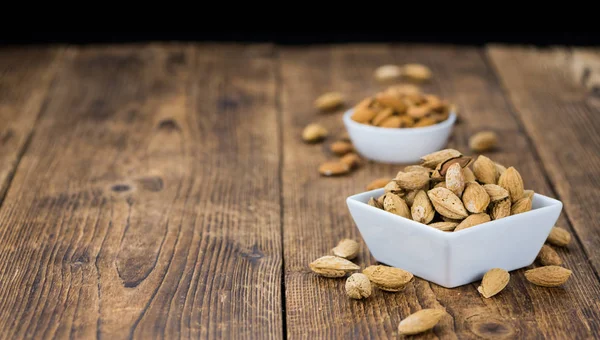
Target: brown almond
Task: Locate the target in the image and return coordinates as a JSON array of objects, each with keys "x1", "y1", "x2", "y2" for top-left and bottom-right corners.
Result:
[
  {"x1": 330, "y1": 141, "x2": 354, "y2": 155},
  {"x1": 473, "y1": 155, "x2": 497, "y2": 185},
  {"x1": 309, "y1": 255, "x2": 360, "y2": 277},
  {"x1": 462, "y1": 182, "x2": 490, "y2": 214},
  {"x1": 404, "y1": 190, "x2": 419, "y2": 207},
  {"x1": 427, "y1": 187, "x2": 469, "y2": 220},
  {"x1": 384, "y1": 181, "x2": 404, "y2": 195},
  {"x1": 511, "y1": 197, "x2": 532, "y2": 215},
  {"x1": 340, "y1": 152, "x2": 361, "y2": 169},
  {"x1": 407, "y1": 105, "x2": 431, "y2": 119},
  {"x1": 376, "y1": 93, "x2": 407, "y2": 113},
  {"x1": 454, "y1": 213, "x2": 491, "y2": 232},
  {"x1": 477, "y1": 268, "x2": 510, "y2": 298},
  {"x1": 345, "y1": 273, "x2": 372, "y2": 299},
  {"x1": 399, "y1": 115, "x2": 416, "y2": 127},
  {"x1": 374, "y1": 65, "x2": 403, "y2": 83},
  {"x1": 351, "y1": 107, "x2": 378, "y2": 124},
  {"x1": 385, "y1": 84, "x2": 421, "y2": 96},
  {"x1": 402, "y1": 63, "x2": 433, "y2": 82},
  {"x1": 498, "y1": 167, "x2": 524, "y2": 202},
  {"x1": 332, "y1": 239, "x2": 360, "y2": 260},
  {"x1": 434, "y1": 156, "x2": 473, "y2": 178},
  {"x1": 404, "y1": 165, "x2": 432, "y2": 174},
  {"x1": 428, "y1": 221, "x2": 458, "y2": 232},
  {"x1": 366, "y1": 178, "x2": 390, "y2": 191},
  {"x1": 315, "y1": 92, "x2": 344, "y2": 111},
  {"x1": 363, "y1": 265, "x2": 413, "y2": 292},
  {"x1": 395, "y1": 171, "x2": 430, "y2": 191},
  {"x1": 524, "y1": 265, "x2": 572, "y2": 287},
  {"x1": 495, "y1": 162, "x2": 507, "y2": 182},
  {"x1": 491, "y1": 198, "x2": 511, "y2": 220},
  {"x1": 383, "y1": 194, "x2": 411, "y2": 219},
  {"x1": 420, "y1": 149, "x2": 463, "y2": 169},
  {"x1": 547, "y1": 227, "x2": 572, "y2": 247},
  {"x1": 434, "y1": 181, "x2": 447, "y2": 189},
  {"x1": 398, "y1": 309, "x2": 446, "y2": 336},
  {"x1": 522, "y1": 189, "x2": 535, "y2": 200},
  {"x1": 379, "y1": 116, "x2": 403, "y2": 128},
  {"x1": 371, "y1": 107, "x2": 394, "y2": 126},
  {"x1": 302, "y1": 123, "x2": 328, "y2": 143},
  {"x1": 483, "y1": 184, "x2": 509, "y2": 202},
  {"x1": 469, "y1": 131, "x2": 498, "y2": 152},
  {"x1": 446, "y1": 163, "x2": 465, "y2": 197},
  {"x1": 318, "y1": 161, "x2": 350, "y2": 176},
  {"x1": 536, "y1": 245, "x2": 562, "y2": 266},
  {"x1": 413, "y1": 117, "x2": 437, "y2": 127},
  {"x1": 411, "y1": 190, "x2": 435, "y2": 224},
  {"x1": 368, "y1": 197, "x2": 383, "y2": 209},
  {"x1": 463, "y1": 167, "x2": 476, "y2": 183}
]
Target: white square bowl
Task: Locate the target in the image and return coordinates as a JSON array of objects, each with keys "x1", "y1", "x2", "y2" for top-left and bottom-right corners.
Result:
[{"x1": 346, "y1": 188, "x2": 563, "y2": 288}]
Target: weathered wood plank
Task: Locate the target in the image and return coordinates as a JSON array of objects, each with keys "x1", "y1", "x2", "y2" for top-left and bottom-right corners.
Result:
[
  {"x1": 0, "y1": 44, "x2": 282, "y2": 339},
  {"x1": 487, "y1": 45, "x2": 600, "y2": 277},
  {"x1": 281, "y1": 44, "x2": 600, "y2": 339},
  {"x1": 0, "y1": 47, "x2": 63, "y2": 203}
]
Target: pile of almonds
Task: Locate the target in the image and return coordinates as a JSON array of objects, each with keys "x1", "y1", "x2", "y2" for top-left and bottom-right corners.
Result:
[
  {"x1": 366, "y1": 148, "x2": 535, "y2": 231},
  {"x1": 308, "y1": 148, "x2": 575, "y2": 335},
  {"x1": 350, "y1": 85, "x2": 453, "y2": 128}
]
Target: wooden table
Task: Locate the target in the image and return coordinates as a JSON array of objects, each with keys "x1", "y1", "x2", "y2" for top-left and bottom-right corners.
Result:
[{"x1": 0, "y1": 43, "x2": 599, "y2": 339}]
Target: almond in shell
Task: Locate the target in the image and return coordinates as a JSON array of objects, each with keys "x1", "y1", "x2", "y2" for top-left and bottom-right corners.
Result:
[
  {"x1": 404, "y1": 165, "x2": 432, "y2": 174},
  {"x1": 463, "y1": 167, "x2": 476, "y2": 183},
  {"x1": 454, "y1": 213, "x2": 491, "y2": 232},
  {"x1": 511, "y1": 197, "x2": 532, "y2": 215},
  {"x1": 536, "y1": 245, "x2": 562, "y2": 266},
  {"x1": 469, "y1": 131, "x2": 498, "y2": 152},
  {"x1": 372, "y1": 108, "x2": 394, "y2": 126},
  {"x1": 332, "y1": 239, "x2": 360, "y2": 260},
  {"x1": 473, "y1": 155, "x2": 497, "y2": 185},
  {"x1": 315, "y1": 92, "x2": 344, "y2": 111},
  {"x1": 420, "y1": 148, "x2": 462, "y2": 169},
  {"x1": 445, "y1": 162, "x2": 465, "y2": 197},
  {"x1": 403, "y1": 190, "x2": 419, "y2": 207},
  {"x1": 345, "y1": 273, "x2": 372, "y2": 299},
  {"x1": 477, "y1": 268, "x2": 510, "y2": 298},
  {"x1": 384, "y1": 181, "x2": 404, "y2": 195},
  {"x1": 427, "y1": 187, "x2": 468, "y2": 220},
  {"x1": 462, "y1": 181, "x2": 490, "y2": 214},
  {"x1": 340, "y1": 152, "x2": 361, "y2": 169},
  {"x1": 330, "y1": 141, "x2": 354, "y2": 155},
  {"x1": 524, "y1": 265, "x2": 572, "y2": 287},
  {"x1": 302, "y1": 123, "x2": 328, "y2": 143},
  {"x1": 383, "y1": 194, "x2": 411, "y2": 219},
  {"x1": 428, "y1": 221, "x2": 458, "y2": 232},
  {"x1": 363, "y1": 265, "x2": 413, "y2": 292},
  {"x1": 547, "y1": 227, "x2": 572, "y2": 247},
  {"x1": 398, "y1": 309, "x2": 446, "y2": 336},
  {"x1": 309, "y1": 255, "x2": 360, "y2": 278},
  {"x1": 368, "y1": 197, "x2": 383, "y2": 209},
  {"x1": 490, "y1": 198, "x2": 511, "y2": 220},
  {"x1": 395, "y1": 171, "x2": 430, "y2": 190},
  {"x1": 498, "y1": 166, "x2": 524, "y2": 202},
  {"x1": 483, "y1": 184, "x2": 509, "y2": 202},
  {"x1": 411, "y1": 190, "x2": 435, "y2": 224}
]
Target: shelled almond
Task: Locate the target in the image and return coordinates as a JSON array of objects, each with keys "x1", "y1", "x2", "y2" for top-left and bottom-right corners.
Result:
[
  {"x1": 365, "y1": 149, "x2": 535, "y2": 231},
  {"x1": 350, "y1": 86, "x2": 453, "y2": 128}
]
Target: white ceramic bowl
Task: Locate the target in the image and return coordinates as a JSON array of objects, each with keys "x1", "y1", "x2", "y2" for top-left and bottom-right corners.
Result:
[
  {"x1": 342, "y1": 108, "x2": 457, "y2": 164},
  {"x1": 346, "y1": 188, "x2": 563, "y2": 288}
]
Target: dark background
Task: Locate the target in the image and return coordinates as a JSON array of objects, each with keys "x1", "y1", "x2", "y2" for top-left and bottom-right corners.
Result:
[{"x1": 1, "y1": 31, "x2": 599, "y2": 46}]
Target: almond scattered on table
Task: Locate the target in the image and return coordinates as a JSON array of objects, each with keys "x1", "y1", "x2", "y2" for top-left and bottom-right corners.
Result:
[
  {"x1": 362, "y1": 265, "x2": 413, "y2": 292},
  {"x1": 345, "y1": 273, "x2": 372, "y2": 299},
  {"x1": 314, "y1": 91, "x2": 345, "y2": 112},
  {"x1": 318, "y1": 161, "x2": 350, "y2": 176},
  {"x1": 469, "y1": 130, "x2": 498, "y2": 152},
  {"x1": 366, "y1": 178, "x2": 390, "y2": 190},
  {"x1": 398, "y1": 309, "x2": 446, "y2": 335},
  {"x1": 401, "y1": 63, "x2": 433, "y2": 82},
  {"x1": 302, "y1": 123, "x2": 328, "y2": 143},
  {"x1": 330, "y1": 140, "x2": 354, "y2": 155},
  {"x1": 546, "y1": 227, "x2": 572, "y2": 247},
  {"x1": 536, "y1": 245, "x2": 562, "y2": 266},
  {"x1": 524, "y1": 265, "x2": 572, "y2": 287},
  {"x1": 309, "y1": 255, "x2": 360, "y2": 278},
  {"x1": 477, "y1": 268, "x2": 510, "y2": 298},
  {"x1": 374, "y1": 64, "x2": 403, "y2": 83}
]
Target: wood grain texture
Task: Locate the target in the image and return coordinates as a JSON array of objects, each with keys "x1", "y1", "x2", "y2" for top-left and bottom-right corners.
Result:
[
  {"x1": 487, "y1": 46, "x2": 600, "y2": 276},
  {"x1": 0, "y1": 44, "x2": 282, "y2": 339},
  {"x1": 281, "y1": 44, "x2": 600, "y2": 339},
  {"x1": 0, "y1": 47, "x2": 62, "y2": 202}
]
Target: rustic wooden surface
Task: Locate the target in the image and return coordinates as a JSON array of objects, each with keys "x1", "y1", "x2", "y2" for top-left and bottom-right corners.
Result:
[{"x1": 0, "y1": 43, "x2": 598, "y2": 339}]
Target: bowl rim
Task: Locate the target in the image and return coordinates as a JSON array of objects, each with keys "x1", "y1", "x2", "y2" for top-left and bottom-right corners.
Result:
[
  {"x1": 342, "y1": 107, "x2": 457, "y2": 134},
  {"x1": 346, "y1": 188, "x2": 563, "y2": 239}
]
